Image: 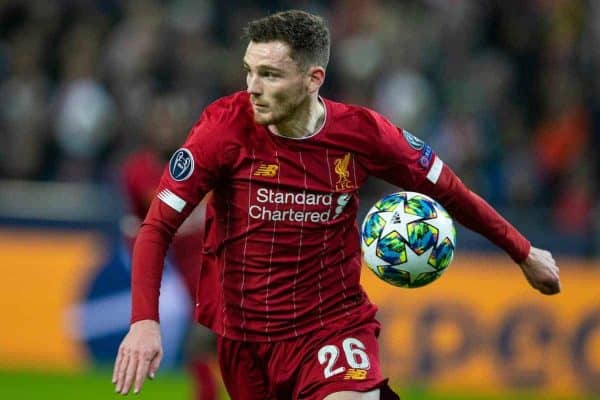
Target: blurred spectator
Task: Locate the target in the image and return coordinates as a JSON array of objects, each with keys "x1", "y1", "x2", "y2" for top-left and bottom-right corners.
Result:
[
  {"x1": 52, "y1": 20, "x2": 117, "y2": 181},
  {"x1": 0, "y1": 24, "x2": 49, "y2": 179},
  {"x1": 0, "y1": 0, "x2": 597, "y2": 250}
]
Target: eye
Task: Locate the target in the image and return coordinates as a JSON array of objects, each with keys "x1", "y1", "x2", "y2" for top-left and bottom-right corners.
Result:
[{"x1": 261, "y1": 71, "x2": 279, "y2": 79}]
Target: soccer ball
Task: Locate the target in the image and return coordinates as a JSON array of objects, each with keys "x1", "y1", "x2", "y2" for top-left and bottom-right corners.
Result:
[{"x1": 360, "y1": 191, "x2": 456, "y2": 288}]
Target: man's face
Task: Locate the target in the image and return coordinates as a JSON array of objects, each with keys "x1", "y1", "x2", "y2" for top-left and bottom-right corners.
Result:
[{"x1": 243, "y1": 41, "x2": 309, "y2": 126}]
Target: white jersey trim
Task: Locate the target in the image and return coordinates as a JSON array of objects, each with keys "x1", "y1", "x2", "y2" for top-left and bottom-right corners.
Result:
[
  {"x1": 157, "y1": 189, "x2": 187, "y2": 212},
  {"x1": 426, "y1": 157, "x2": 444, "y2": 184}
]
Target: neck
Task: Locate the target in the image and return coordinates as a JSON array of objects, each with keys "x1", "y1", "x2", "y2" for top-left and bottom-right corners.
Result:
[{"x1": 269, "y1": 94, "x2": 325, "y2": 139}]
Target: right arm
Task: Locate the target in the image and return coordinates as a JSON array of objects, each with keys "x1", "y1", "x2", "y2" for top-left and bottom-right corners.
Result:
[
  {"x1": 112, "y1": 104, "x2": 226, "y2": 395},
  {"x1": 112, "y1": 198, "x2": 190, "y2": 395}
]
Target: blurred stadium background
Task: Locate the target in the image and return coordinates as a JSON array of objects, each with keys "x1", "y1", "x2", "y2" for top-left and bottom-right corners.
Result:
[{"x1": 0, "y1": 0, "x2": 599, "y2": 399}]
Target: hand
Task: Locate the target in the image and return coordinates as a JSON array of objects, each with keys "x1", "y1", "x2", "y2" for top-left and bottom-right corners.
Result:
[
  {"x1": 112, "y1": 320, "x2": 163, "y2": 395},
  {"x1": 519, "y1": 246, "x2": 561, "y2": 295}
]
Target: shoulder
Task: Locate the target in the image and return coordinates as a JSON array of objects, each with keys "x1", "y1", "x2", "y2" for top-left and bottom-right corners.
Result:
[
  {"x1": 323, "y1": 98, "x2": 398, "y2": 146},
  {"x1": 186, "y1": 91, "x2": 252, "y2": 145},
  {"x1": 185, "y1": 92, "x2": 251, "y2": 165},
  {"x1": 324, "y1": 98, "x2": 392, "y2": 133},
  {"x1": 202, "y1": 91, "x2": 252, "y2": 127}
]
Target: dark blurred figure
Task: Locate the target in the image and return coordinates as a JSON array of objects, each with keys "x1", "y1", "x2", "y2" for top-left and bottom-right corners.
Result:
[
  {"x1": 52, "y1": 20, "x2": 118, "y2": 181},
  {"x1": 0, "y1": 23, "x2": 49, "y2": 179},
  {"x1": 0, "y1": 0, "x2": 597, "y2": 249}
]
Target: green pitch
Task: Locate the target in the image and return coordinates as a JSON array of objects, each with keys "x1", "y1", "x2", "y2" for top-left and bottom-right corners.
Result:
[
  {"x1": 0, "y1": 369, "x2": 596, "y2": 400},
  {"x1": 0, "y1": 369, "x2": 191, "y2": 400}
]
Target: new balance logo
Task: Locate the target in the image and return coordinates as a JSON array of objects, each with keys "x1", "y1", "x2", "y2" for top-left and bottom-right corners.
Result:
[
  {"x1": 254, "y1": 163, "x2": 279, "y2": 177},
  {"x1": 343, "y1": 369, "x2": 367, "y2": 380}
]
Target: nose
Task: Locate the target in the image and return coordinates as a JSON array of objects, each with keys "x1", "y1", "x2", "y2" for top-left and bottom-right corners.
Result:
[{"x1": 246, "y1": 73, "x2": 262, "y2": 95}]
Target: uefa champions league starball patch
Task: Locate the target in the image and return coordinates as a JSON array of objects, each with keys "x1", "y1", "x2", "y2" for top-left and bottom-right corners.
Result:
[
  {"x1": 402, "y1": 130, "x2": 425, "y2": 150},
  {"x1": 169, "y1": 148, "x2": 194, "y2": 181}
]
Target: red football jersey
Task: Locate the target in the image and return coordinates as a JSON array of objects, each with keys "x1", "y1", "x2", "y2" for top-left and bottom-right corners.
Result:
[{"x1": 131, "y1": 91, "x2": 529, "y2": 341}]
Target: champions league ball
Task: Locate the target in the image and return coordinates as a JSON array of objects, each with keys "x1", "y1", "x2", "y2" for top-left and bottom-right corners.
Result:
[{"x1": 361, "y1": 192, "x2": 456, "y2": 288}]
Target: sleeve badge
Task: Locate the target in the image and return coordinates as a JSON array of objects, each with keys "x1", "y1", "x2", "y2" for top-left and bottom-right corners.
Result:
[{"x1": 169, "y1": 148, "x2": 194, "y2": 181}]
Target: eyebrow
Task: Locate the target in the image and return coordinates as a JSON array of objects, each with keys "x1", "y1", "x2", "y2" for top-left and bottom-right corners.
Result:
[{"x1": 242, "y1": 60, "x2": 284, "y2": 73}]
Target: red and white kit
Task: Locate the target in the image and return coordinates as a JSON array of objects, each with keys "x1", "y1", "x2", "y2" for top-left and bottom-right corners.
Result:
[{"x1": 130, "y1": 91, "x2": 529, "y2": 398}]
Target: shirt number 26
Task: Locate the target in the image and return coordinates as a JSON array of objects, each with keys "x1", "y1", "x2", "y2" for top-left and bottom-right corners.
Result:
[{"x1": 317, "y1": 337, "x2": 370, "y2": 378}]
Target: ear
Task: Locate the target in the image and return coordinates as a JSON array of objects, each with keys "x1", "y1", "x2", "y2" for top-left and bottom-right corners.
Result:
[{"x1": 306, "y1": 66, "x2": 325, "y2": 94}]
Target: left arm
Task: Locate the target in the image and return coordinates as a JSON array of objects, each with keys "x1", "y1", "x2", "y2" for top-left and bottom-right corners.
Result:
[
  {"x1": 415, "y1": 162, "x2": 560, "y2": 295},
  {"x1": 518, "y1": 247, "x2": 561, "y2": 295},
  {"x1": 362, "y1": 112, "x2": 560, "y2": 295}
]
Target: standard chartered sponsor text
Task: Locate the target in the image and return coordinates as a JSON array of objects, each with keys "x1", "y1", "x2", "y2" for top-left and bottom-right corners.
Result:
[
  {"x1": 251, "y1": 188, "x2": 333, "y2": 222},
  {"x1": 256, "y1": 188, "x2": 332, "y2": 205}
]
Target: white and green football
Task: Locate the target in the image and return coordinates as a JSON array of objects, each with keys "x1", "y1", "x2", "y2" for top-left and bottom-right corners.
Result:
[{"x1": 361, "y1": 191, "x2": 456, "y2": 288}]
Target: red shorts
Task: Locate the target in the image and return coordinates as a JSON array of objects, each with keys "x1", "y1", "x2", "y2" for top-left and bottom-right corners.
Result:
[{"x1": 217, "y1": 316, "x2": 399, "y2": 400}]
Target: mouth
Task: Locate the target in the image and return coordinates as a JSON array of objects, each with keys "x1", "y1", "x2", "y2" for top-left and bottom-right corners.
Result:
[{"x1": 252, "y1": 103, "x2": 269, "y2": 112}]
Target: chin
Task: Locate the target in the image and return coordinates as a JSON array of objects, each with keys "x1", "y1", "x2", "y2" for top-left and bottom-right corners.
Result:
[
  {"x1": 253, "y1": 112, "x2": 276, "y2": 126},
  {"x1": 253, "y1": 115, "x2": 270, "y2": 125}
]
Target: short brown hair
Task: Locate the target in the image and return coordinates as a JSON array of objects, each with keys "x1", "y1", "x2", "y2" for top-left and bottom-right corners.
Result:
[{"x1": 243, "y1": 10, "x2": 330, "y2": 70}]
